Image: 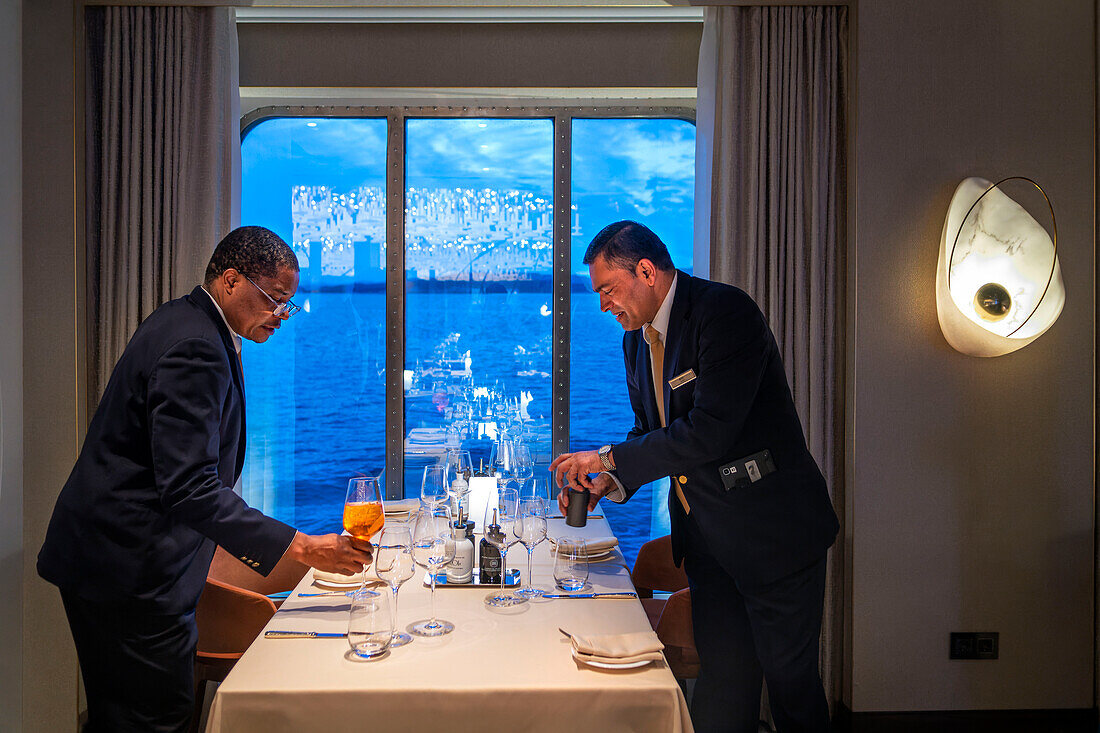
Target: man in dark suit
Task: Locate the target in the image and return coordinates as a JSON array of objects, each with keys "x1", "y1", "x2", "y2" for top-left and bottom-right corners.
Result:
[
  {"x1": 550, "y1": 221, "x2": 839, "y2": 733},
  {"x1": 38, "y1": 226, "x2": 374, "y2": 733}
]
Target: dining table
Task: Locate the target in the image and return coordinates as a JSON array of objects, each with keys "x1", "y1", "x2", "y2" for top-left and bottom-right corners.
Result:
[{"x1": 205, "y1": 515, "x2": 694, "y2": 733}]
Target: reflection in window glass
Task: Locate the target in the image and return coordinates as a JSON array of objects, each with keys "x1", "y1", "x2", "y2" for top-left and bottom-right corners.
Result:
[
  {"x1": 403, "y1": 119, "x2": 555, "y2": 494},
  {"x1": 240, "y1": 117, "x2": 388, "y2": 535},
  {"x1": 570, "y1": 118, "x2": 696, "y2": 566}
]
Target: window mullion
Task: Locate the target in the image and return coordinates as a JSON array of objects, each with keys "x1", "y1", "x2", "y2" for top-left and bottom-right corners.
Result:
[
  {"x1": 384, "y1": 108, "x2": 406, "y2": 501},
  {"x1": 552, "y1": 114, "x2": 571, "y2": 458}
]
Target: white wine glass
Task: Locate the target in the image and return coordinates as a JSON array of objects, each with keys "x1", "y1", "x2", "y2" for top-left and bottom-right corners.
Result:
[
  {"x1": 513, "y1": 497, "x2": 548, "y2": 599},
  {"x1": 374, "y1": 525, "x2": 415, "y2": 648},
  {"x1": 440, "y1": 449, "x2": 473, "y2": 521},
  {"x1": 421, "y1": 465, "x2": 448, "y2": 509},
  {"x1": 409, "y1": 507, "x2": 456, "y2": 637},
  {"x1": 482, "y1": 485, "x2": 525, "y2": 608},
  {"x1": 347, "y1": 588, "x2": 393, "y2": 659}
]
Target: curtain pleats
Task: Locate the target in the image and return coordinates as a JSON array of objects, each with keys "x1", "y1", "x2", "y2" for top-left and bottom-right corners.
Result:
[
  {"x1": 698, "y1": 4, "x2": 848, "y2": 713},
  {"x1": 86, "y1": 6, "x2": 240, "y2": 401}
]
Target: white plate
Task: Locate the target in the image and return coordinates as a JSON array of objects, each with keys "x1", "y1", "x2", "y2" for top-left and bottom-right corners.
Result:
[
  {"x1": 313, "y1": 578, "x2": 367, "y2": 590},
  {"x1": 571, "y1": 650, "x2": 655, "y2": 670}
]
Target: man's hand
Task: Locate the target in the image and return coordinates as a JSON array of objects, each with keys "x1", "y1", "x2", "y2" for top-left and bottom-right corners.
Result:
[
  {"x1": 548, "y1": 450, "x2": 603, "y2": 490},
  {"x1": 285, "y1": 532, "x2": 373, "y2": 575},
  {"x1": 557, "y1": 472, "x2": 615, "y2": 516}
]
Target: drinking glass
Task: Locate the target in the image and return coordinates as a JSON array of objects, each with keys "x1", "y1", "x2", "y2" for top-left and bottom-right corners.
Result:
[
  {"x1": 482, "y1": 485, "x2": 526, "y2": 608},
  {"x1": 374, "y1": 525, "x2": 415, "y2": 648},
  {"x1": 489, "y1": 438, "x2": 517, "y2": 479},
  {"x1": 409, "y1": 507, "x2": 456, "y2": 636},
  {"x1": 344, "y1": 476, "x2": 385, "y2": 546},
  {"x1": 440, "y1": 449, "x2": 473, "y2": 521},
  {"x1": 347, "y1": 588, "x2": 393, "y2": 659},
  {"x1": 513, "y1": 497, "x2": 548, "y2": 598},
  {"x1": 553, "y1": 537, "x2": 590, "y2": 592},
  {"x1": 520, "y1": 474, "x2": 553, "y2": 509},
  {"x1": 421, "y1": 465, "x2": 448, "y2": 509},
  {"x1": 513, "y1": 443, "x2": 534, "y2": 488}
]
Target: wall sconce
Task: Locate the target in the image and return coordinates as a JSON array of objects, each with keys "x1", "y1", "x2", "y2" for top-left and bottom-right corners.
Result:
[{"x1": 935, "y1": 177, "x2": 1064, "y2": 357}]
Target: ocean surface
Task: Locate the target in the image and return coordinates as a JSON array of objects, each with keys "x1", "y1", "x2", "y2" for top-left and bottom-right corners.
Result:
[{"x1": 241, "y1": 289, "x2": 671, "y2": 568}]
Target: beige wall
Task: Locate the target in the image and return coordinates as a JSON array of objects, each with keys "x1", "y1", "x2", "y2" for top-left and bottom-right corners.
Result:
[
  {"x1": 1, "y1": 0, "x2": 23, "y2": 730},
  {"x1": 849, "y1": 0, "x2": 1095, "y2": 712},
  {"x1": 21, "y1": 0, "x2": 81, "y2": 730}
]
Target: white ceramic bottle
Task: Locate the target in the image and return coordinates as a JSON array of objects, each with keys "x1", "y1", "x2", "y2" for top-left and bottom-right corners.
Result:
[{"x1": 446, "y1": 521, "x2": 474, "y2": 583}]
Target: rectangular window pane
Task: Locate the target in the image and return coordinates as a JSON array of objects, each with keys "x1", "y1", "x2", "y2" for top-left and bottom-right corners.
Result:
[
  {"x1": 569, "y1": 118, "x2": 696, "y2": 566},
  {"x1": 241, "y1": 117, "x2": 388, "y2": 535},
  {"x1": 403, "y1": 118, "x2": 555, "y2": 494}
]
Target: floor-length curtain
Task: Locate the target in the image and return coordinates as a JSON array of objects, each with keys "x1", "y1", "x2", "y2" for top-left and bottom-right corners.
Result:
[
  {"x1": 86, "y1": 6, "x2": 241, "y2": 401},
  {"x1": 695, "y1": 4, "x2": 848, "y2": 713}
]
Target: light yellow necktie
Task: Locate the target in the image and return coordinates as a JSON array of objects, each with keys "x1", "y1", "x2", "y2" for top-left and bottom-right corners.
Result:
[{"x1": 646, "y1": 325, "x2": 690, "y2": 514}]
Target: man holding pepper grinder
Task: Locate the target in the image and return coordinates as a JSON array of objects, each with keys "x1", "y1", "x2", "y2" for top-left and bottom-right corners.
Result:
[{"x1": 549, "y1": 221, "x2": 838, "y2": 733}]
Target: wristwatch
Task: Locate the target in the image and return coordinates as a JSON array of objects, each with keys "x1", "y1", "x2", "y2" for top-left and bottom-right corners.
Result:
[{"x1": 598, "y1": 445, "x2": 615, "y2": 471}]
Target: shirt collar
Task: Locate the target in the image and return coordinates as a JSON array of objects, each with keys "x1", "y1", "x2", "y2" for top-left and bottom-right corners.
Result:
[
  {"x1": 643, "y1": 272, "x2": 678, "y2": 345},
  {"x1": 201, "y1": 286, "x2": 243, "y2": 355}
]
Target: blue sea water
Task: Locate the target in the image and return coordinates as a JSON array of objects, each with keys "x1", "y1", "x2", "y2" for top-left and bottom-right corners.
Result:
[{"x1": 241, "y1": 289, "x2": 671, "y2": 567}]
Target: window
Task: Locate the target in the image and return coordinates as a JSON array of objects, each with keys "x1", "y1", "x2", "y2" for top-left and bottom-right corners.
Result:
[{"x1": 240, "y1": 108, "x2": 694, "y2": 566}]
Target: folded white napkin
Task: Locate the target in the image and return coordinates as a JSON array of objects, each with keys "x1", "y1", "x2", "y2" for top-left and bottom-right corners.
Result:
[
  {"x1": 568, "y1": 630, "x2": 665, "y2": 665},
  {"x1": 551, "y1": 536, "x2": 618, "y2": 553}
]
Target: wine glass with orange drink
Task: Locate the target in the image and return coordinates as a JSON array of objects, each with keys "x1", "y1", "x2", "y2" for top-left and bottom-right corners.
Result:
[{"x1": 344, "y1": 476, "x2": 385, "y2": 567}]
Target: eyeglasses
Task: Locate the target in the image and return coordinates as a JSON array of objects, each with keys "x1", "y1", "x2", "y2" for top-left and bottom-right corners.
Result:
[{"x1": 243, "y1": 274, "x2": 301, "y2": 318}]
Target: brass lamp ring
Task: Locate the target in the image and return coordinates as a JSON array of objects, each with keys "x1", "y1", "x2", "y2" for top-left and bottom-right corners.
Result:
[{"x1": 946, "y1": 176, "x2": 1058, "y2": 338}]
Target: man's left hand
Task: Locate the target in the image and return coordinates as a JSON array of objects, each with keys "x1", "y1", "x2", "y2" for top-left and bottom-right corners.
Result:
[{"x1": 548, "y1": 450, "x2": 603, "y2": 490}]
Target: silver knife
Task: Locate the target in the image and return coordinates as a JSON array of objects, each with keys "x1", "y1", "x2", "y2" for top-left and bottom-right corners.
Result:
[
  {"x1": 541, "y1": 592, "x2": 638, "y2": 599},
  {"x1": 264, "y1": 630, "x2": 347, "y2": 638}
]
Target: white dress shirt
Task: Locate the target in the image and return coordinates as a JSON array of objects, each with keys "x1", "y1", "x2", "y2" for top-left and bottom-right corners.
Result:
[
  {"x1": 201, "y1": 286, "x2": 243, "y2": 356},
  {"x1": 602, "y1": 273, "x2": 678, "y2": 503}
]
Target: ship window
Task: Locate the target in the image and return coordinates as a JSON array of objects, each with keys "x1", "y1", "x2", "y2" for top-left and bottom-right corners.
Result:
[{"x1": 240, "y1": 110, "x2": 694, "y2": 567}]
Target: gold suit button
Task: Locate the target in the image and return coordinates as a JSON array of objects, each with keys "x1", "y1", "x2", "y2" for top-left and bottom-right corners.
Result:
[{"x1": 678, "y1": 475, "x2": 688, "y2": 484}]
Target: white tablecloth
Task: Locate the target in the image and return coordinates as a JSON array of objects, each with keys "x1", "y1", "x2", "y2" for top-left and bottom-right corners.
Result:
[{"x1": 206, "y1": 518, "x2": 693, "y2": 733}]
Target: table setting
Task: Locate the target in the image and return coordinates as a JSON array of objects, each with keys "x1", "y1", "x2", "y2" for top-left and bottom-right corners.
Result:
[{"x1": 205, "y1": 447, "x2": 693, "y2": 733}]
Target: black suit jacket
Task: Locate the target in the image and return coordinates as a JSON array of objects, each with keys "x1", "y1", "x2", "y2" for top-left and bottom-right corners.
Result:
[
  {"x1": 612, "y1": 272, "x2": 839, "y2": 585},
  {"x1": 38, "y1": 286, "x2": 296, "y2": 614}
]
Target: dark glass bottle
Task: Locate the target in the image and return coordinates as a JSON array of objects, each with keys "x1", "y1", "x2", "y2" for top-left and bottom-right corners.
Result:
[{"x1": 479, "y1": 509, "x2": 503, "y2": 584}]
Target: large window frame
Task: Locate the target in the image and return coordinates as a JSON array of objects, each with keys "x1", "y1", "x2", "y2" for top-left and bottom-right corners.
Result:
[{"x1": 241, "y1": 103, "x2": 695, "y2": 499}]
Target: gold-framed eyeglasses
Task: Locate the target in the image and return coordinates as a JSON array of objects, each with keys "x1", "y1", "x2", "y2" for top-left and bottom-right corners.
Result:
[{"x1": 243, "y1": 274, "x2": 301, "y2": 318}]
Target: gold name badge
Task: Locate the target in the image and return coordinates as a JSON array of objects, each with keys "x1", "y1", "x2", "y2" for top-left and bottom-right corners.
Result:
[{"x1": 668, "y1": 369, "x2": 696, "y2": 390}]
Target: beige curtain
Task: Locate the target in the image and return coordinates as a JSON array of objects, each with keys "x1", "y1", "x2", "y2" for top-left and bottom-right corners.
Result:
[
  {"x1": 85, "y1": 5, "x2": 241, "y2": 400},
  {"x1": 695, "y1": 4, "x2": 848, "y2": 715}
]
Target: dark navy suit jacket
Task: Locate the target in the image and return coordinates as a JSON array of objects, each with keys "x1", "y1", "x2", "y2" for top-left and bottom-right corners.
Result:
[
  {"x1": 611, "y1": 272, "x2": 839, "y2": 585},
  {"x1": 38, "y1": 286, "x2": 296, "y2": 614}
]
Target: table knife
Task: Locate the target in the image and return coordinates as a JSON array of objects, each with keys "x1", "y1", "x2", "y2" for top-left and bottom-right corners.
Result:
[
  {"x1": 264, "y1": 630, "x2": 347, "y2": 638},
  {"x1": 540, "y1": 592, "x2": 637, "y2": 599}
]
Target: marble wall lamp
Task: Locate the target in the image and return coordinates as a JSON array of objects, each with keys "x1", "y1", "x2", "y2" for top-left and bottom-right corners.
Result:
[{"x1": 935, "y1": 177, "x2": 1064, "y2": 357}]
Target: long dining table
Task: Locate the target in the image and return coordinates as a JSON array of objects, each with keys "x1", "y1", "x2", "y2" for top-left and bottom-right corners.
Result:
[{"x1": 205, "y1": 516, "x2": 693, "y2": 733}]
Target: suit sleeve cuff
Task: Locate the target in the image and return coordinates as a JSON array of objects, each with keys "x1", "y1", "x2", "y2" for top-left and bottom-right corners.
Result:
[{"x1": 600, "y1": 471, "x2": 627, "y2": 503}]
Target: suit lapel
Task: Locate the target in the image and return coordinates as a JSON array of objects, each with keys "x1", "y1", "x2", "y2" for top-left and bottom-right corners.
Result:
[
  {"x1": 660, "y1": 271, "x2": 692, "y2": 421},
  {"x1": 190, "y1": 286, "x2": 248, "y2": 476}
]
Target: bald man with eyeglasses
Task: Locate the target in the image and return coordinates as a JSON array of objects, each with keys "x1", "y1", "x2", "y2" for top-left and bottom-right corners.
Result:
[{"x1": 39, "y1": 226, "x2": 372, "y2": 733}]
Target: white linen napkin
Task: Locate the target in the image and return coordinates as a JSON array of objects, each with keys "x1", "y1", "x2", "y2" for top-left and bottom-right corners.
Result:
[
  {"x1": 550, "y1": 536, "x2": 618, "y2": 554},
  {"x1": 567, "y1": 630, "x2": 665, "y2": 665},
  {"x1": 312, "y1": 565, "x2": 380, "y2": 585},
  {"x1": 383, "y1": 498, "x2": 420, "y2": 515}
]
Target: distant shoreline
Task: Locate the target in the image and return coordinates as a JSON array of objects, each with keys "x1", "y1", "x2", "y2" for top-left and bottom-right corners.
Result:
[{"x1": 296, "y1": 271, "x2": 691, "y2": 294}]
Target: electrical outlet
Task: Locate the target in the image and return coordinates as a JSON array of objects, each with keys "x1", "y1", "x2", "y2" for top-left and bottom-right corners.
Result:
[{"x1": 949, "y1": 632, "x2": 998, "y2": 660}]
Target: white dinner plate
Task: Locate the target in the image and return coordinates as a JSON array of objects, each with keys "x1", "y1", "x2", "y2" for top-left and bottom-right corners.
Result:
[
  {"x1": 571, "y1": 650, "x2": 655, "y2": 670},
  {"x1": 312, "y1": 578, "x2": 366, "y2": 590}
]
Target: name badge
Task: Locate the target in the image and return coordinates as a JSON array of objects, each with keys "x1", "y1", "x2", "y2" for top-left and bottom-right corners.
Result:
[{"x1": 668, "y1": 369, "x2": 696, "y2": 390}]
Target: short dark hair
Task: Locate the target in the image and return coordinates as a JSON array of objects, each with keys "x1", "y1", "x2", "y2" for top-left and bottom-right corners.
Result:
[
  {"x1": 582, "y1": 221, "x2": 675, "y2": 273},
  {"x1": 204, "y1": 226, "x2": 298, "y2": 285}
]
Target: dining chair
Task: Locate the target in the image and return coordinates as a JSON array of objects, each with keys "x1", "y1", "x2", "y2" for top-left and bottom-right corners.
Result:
[
  {"x1": 191, "y1": 547, "x2": 309, "y2": 732},
  {"x1": 630, "y1": 535, "x2": 701, "y2": 682}
]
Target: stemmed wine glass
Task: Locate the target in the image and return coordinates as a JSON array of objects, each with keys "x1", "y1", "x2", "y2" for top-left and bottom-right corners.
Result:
[
  {"x1": 512, "y1": 443, "x2": 534, "y2": 489},
  {"x1": 421, "y1": 465, "x2": 448, "y2": 510},
  {"x1": 409, "y1": 507, "x2": 456, "y2": 637},
  {"x1": 513, "y1": 496, "x2": 548, "y2": 599},
  {"x1": 483, "y1": 484, "x2": 525, "y2": 608},
  {"x1": 344, "y1": 476, "x2": 385, "y2": 553},
  {"x1": 489, "y1": 438, "x2": 517, "y2": 479},
  {"x1": 374, "y1": 525, "x2": 415, "y2": 648},
  {"x1": 440, "y1": 449, "x2": 472, "y2": 521}
]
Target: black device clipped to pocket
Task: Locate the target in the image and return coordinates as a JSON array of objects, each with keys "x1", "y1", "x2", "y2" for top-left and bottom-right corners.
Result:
[{"x1": 719, "y1": 450, "x2": 777, "y2": 490}]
